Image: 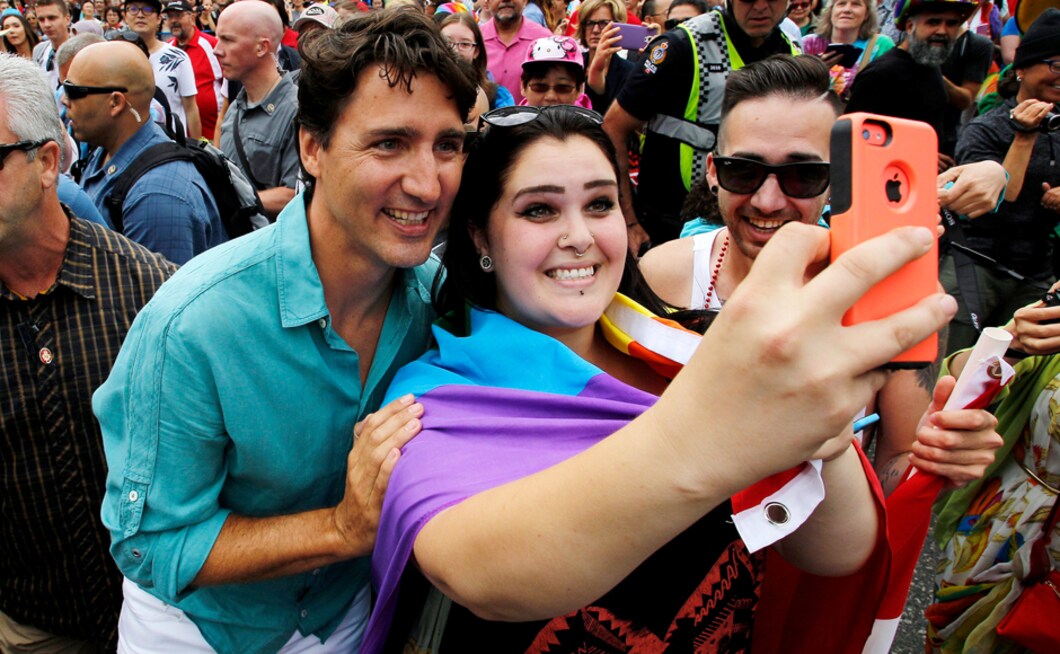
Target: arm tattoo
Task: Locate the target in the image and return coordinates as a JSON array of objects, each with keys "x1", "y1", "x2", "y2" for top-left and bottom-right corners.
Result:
[{"x1": 916, "y1": 324, "x2": 949, "y2": 391}]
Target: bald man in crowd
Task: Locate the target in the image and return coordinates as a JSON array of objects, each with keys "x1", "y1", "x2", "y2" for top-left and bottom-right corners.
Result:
[
  {"x1": 215, "y1": 0, "x2": 299, "y2": 219},
  {"x1": 66, "y1": 41, "x2": 226, "y2": 264}
]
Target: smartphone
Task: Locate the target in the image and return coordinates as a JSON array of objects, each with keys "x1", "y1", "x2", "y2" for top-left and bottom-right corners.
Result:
[
  {"x1": 614, "y1": 22, "x2": 654, "y2": 50},
  {"x1": 825, "y1": 43, "x2": 863, "y2": 68},
  {"x1": 1042, "y1": 289, "x2": 1060, "y2": 325},
  {"x1": 830, "y1": 113, "x2": 939, "y2": 368}
]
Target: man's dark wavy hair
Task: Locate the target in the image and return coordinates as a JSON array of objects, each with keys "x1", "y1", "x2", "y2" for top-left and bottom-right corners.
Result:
[
  {"x1": 296, "y1": 7, "x2": 477, "y2": 182},
  {"x1": 721, "y1": 55, "x2": 843, "y2": 121}
]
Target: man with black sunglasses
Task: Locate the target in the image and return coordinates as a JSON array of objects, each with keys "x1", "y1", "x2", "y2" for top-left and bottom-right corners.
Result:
[
  {"x1": 603, "y1": 0, "x2": 799, "y2": 254},
  {"x1": 642, "y1": 54, "x2": 1007, "y2": 492},
  {"x1": 65, "y1": 41, "x2": 226, "y2": 263}
]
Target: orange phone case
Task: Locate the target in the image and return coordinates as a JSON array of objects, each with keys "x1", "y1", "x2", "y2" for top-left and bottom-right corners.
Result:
[{"x1": 829, "y1": 113, "x2": 938, "y2": 368}]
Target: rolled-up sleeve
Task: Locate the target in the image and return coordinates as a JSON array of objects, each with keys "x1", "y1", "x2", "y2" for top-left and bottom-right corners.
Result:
[{"x1": 95, "y1": 299, "x2": 232, "y2": 603}]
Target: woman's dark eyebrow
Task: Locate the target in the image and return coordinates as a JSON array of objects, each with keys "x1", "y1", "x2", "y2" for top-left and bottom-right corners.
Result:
[{"x1": 513, "y1": 185, "x2": 565, "y2": 200}]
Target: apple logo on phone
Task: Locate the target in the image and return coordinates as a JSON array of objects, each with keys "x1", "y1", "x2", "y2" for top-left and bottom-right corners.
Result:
[{"x1": 885, "y1": 173, "x2": 902, "y2": 204}]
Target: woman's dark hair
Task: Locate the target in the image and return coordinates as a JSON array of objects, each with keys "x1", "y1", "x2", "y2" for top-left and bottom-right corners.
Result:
[
  {"x1": 520, "y1": 61, "x2": 587, "y2": 88},
  {"x1": 437, "y1": 110, "x2": 711, "y2": 333},
  {"x1": 997, "y1": 65, "x2": 1019, "y2": 100},
  {"x1": 297, "y1": 8, "x2": 478, "y2": 179},
  {"x1": 2, "y1": 13, "x2": 39, "y2": 53},
  {"x1": 103, "y1": 5, "x2": 121, "y2": 24}
]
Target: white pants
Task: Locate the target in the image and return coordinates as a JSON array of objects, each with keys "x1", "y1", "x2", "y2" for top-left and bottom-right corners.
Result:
[{"x1": 116, "y1": 578, "x2": 370, "y2": 654}]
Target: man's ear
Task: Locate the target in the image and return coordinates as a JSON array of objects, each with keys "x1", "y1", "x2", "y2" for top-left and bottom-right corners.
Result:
[
  {"x1": 299, "y1": 125, "x2": 322, "y2": 180},
  {"x1": 37, "y1": 139, "x2": 62, "y2": 190},
  {"x1": 705, "y1": 151, "x2": 719, "y2": 194}
]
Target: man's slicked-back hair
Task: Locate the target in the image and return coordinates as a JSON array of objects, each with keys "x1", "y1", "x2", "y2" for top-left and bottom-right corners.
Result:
[
  {"x1": 718, "y1": 54, "x2": 842, "y2": 149},
  {"x1": 0, "y1": 54, "x2": 66, "y2": 159},
  {"x1": 296, "y1": 7, "x2": 477, "y2": 152}
]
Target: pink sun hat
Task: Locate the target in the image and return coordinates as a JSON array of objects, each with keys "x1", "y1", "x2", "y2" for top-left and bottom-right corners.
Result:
[{"x1": 521, "y1": 35, "x2": 584, "y2": 70}]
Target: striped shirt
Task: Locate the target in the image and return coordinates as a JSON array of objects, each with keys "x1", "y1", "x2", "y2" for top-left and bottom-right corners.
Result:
[{"x1": 0, "y1": 214, "x2": 176, "y2": 646}]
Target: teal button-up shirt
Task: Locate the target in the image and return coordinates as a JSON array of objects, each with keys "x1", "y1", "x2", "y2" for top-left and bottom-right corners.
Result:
[{"x1": 95, "y1": 193, "x2": 436, "y2": 654}]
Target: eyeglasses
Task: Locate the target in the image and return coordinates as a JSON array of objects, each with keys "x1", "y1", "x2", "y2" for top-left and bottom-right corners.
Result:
[
  {"x1": 713, "y1": 156, "x2": 830, "y2": 198},
  {"x1": 527, "y1": 82, "x2": 578, "y2": 95},
  {"x1": 62, "y1": 80, "x2": 128, "y2": 100},
  {"x1": 124, "y1": 4, "x2": 157, "y2": 14},
  {"x1": 1043, "y1": 59, "x2": 1060, "y2": 74},
  {"x1": 480, "y1": 105, "x2": 602, "y2": 128},
  {"x1": 0, "y1": 139, "x2": 52, "y2": 170},
  {"x1": 446, "y1": 39, "x2": 476, "y2": 52},
  {"x1": 583, "y1": 19, "x2": 609, "y2": 31}
]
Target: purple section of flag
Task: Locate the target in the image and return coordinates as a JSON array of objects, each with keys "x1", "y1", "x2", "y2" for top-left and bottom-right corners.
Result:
[{"x1": 362, "y1": 378, "x2": 657, "y2": 653}]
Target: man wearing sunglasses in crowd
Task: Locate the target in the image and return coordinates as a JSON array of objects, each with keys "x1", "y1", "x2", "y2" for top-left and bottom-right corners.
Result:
[
  {"x1": 641, "y1": 54, "x2": 1008, "y2": 498},
  {"x1": 65, "y1": 41, "x2": 226, "y2": 263},
  {"x1": 603, "y1": 0, "x2": 800, "y2": 256}
]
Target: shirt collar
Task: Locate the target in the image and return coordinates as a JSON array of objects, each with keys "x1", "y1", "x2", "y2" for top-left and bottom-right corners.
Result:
[
  {"x1": 275, "y1": 193, "x2": 431, "y2": 328},
  {"x1": 0, "y1": 207, "x2": 97, "y2": 302},
  {"x1": 89, "y1": 120, "x2": 165, "y2": 179},
  {"x1": 56, "y1": 211, "x2": 99, "y2": 300},
  {"x1": 243, "y1": 72, "x2": 294, "y2": 113}
]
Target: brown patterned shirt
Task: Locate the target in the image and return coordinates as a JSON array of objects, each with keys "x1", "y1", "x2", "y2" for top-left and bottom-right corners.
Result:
[{"x1": 0, "y1": 214, "x2": 176, "y2": 647}]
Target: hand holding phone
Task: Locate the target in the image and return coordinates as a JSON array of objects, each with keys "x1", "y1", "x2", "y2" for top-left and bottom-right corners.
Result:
[
  {"x1": 614, "y1": 22, "x2": 654, "y2": 50},
  {"x1": 825, "y1": 43, "x2": 863, "y2": 68},
  {"x1": 829, "y1": 113, "x2": 940, "y2": 368}
]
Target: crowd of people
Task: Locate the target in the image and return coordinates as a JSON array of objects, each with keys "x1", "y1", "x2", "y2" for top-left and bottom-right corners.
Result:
[{"x1": 1, "y1": 0, "x2": 1058, "y2": 652}]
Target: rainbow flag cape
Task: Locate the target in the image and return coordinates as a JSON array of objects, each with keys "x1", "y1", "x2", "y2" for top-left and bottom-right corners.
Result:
[{"x1": 361, "y1": 295, "x2": 903, "y2": 653}]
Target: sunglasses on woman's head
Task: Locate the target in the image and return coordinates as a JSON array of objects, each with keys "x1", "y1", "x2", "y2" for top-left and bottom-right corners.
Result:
[
  {"x1": 479, "y1": 105, "x2": 603, "y2": 129},
  {"x1": 712, "y1": 156, "x2": 830, "y2": 199}
]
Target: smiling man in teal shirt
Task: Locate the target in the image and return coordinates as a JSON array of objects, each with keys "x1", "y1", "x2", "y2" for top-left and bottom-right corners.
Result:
[{"x1": 93, "y1": 9, "x2": 477, "y2": 654}]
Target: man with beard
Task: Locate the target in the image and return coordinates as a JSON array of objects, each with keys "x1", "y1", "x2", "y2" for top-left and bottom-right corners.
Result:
[
  {"x1": 165, "y1": 1, "x2": 225, "y2": 141},
  {"x1": 845, "y1": 0, "x2": 978, "y2": 150},
  {"x1": 480, "y1": 0, "x2": 552, "y2": 103}
]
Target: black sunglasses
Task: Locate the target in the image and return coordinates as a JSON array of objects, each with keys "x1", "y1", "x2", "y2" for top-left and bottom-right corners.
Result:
[
  {"x1": 663, "y1": 17, "x2": 686, "y2": 30},
  {"x1": 0, "y1": 139, "x2": 52, "y2": 170},
  {"x1": 713, "y1": 156, "x2": 830, "y2": 199},
  {"x1": 480, "y1": 105, "x2": 603, "y2": 129},
  {"x1": 62, "y1": 80, "x2": 129, "y2": 100}
]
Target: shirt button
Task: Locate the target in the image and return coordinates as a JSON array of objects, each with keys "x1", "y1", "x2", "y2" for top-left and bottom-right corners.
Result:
[
  {"x1": 132, "y1": 548, "x2": 142, "y2": 558},
  {"x1": 764, "y1": 502, "x2": 790, "y2": 525},
  {"x1": 317, "y1": 318, "x2": 327, "y2": 329},
  {"x1": 312, "y1": 568, "x2": 320, "y2": 576},
  {"x1": 128, "y1": 490, "x2": 139, "y2": 502},
  {"x1": 267, "y1": 103, "x2": 275, "y2": 113},
  {"x1": 300, "y1": 609, "x2": 308, "y2": 619},
  {"x1": 107, "y1": 164, "x2": 117, "y2": 175}
]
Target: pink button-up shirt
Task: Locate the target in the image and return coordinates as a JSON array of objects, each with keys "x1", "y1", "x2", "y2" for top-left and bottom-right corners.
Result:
[{"x1": 481, "y1": 17, "x2": 553, "y2": 105}]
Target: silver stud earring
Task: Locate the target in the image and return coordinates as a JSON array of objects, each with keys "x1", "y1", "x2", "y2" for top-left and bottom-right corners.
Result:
[{"x1": 479, "y1": 254, "x2": 494, "y2": 272}]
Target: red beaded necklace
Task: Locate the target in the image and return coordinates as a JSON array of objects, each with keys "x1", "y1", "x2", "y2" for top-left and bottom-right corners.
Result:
[{"x1": 703, "y1": 233, "x2": 729, "y2": 309}]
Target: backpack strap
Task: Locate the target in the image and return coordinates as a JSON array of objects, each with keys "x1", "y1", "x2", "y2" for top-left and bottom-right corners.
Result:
[
  {"x1": 230, "y1": 101, "x2": 266, "y2": 191},
  {"x1": 104, "y1": 142, "x2": 192, "y2": 234}
]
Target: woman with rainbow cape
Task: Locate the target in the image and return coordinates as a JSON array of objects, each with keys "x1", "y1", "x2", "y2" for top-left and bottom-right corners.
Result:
[{"x1": 358, "y1": 102, "x2": 993, "y2": 653}]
